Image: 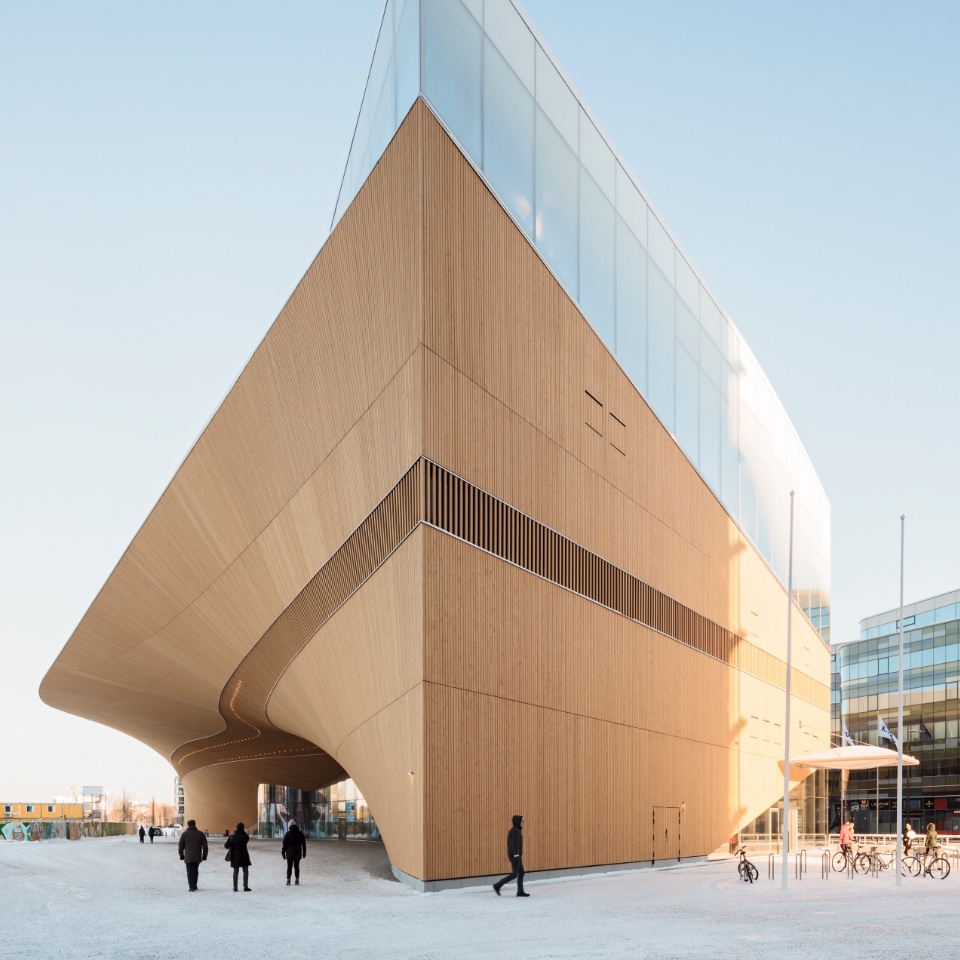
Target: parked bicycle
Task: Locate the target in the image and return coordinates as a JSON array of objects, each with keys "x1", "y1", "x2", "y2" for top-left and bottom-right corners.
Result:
[
  {"x1": 855, "y1": 845, "x2": 898, "y2": 875},
  {"x1": 902, "y1": 846, "x2": 951, "y2": 879},
  {"x1": 736, "y1": 847, "x2": 758, "y2": 883}
]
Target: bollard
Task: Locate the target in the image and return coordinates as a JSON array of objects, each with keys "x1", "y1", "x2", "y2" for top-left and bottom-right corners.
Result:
[
  {"x1": 847, "y1": 853, "x2": 855, "y2": 880},
  {"x1": 821, "y1": 851, "x2": 830, "y2": 880},
  {"x1": 768, "y1": 853, "x2": 775, "y2": 880}
]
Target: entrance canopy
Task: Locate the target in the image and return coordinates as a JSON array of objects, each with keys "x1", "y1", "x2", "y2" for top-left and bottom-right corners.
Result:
[{"x1": 783, "y1": 745, "x2": 919, "y2": 774}]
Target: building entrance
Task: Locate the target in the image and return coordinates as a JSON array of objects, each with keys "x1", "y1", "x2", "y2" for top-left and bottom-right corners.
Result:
[{"x1": 652, "y1": 806, "x2": 680, "y2": 863}]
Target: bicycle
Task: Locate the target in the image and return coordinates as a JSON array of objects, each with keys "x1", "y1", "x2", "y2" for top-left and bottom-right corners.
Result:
[
  {"x1": 736, "y1": 847, "x2": 758, "y2": 883},
  {"x1": 855, "y1": 845, "x2": 896, "y2": 875},
  {"x1": 832, "y1": 843, "x2": 860, "y2": 872},
  {"x1": 903, "y1": 846, "x2": 951, "y2": 879}
]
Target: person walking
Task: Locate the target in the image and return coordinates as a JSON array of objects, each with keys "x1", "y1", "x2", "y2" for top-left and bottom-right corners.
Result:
[
  {"x1": 838, "y1": 820, "x2": 852, "y2": 857},
  {"x1": 281, "y1": 820, "x2": 307, "y2": 886},
  {"x1": 902, "y1": 821, "x2": 916, "y2": 856},
  {"x1": 138, "y1": 825, "x2": 146, "y2": 844},
  {"x1": 492, "y1": 815, "x2": 528, "y2": 897},
  {"x1": 148, "y1": 826, "x2": 155, "y2": 843},
  {"x1": 178, "y1": 819, "x2": 208, "y2": 892},
  {"x1": 924, "y1": 822, "x2": 938, "y2": 874},
  {"x1": 225, "y1": 822, "x2": 252, "y2": 892}
]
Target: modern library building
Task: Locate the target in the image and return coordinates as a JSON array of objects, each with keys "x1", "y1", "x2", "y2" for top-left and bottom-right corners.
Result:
[{"x1": 41, "y1": 0, "x2": 831, "y2": 888}]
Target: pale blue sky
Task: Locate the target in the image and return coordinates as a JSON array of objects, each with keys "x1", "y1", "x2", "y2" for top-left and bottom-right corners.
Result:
[{"x1": 2, "y1": 1, "x2": 958, "y2": 802}]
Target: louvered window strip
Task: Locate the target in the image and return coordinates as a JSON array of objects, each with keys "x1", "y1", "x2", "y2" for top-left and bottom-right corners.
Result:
[{"x1": 422, "y1": 460, "x2": 827, "y2": 709}]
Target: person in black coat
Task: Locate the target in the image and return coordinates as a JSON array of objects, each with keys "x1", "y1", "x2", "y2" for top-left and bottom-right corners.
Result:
[
  {"x1": 138, "y1": 825, "x2": 145, "y2": 844},
  {"x1": 281, "y1": 820, "x2": 308, "y2": 886},
  {"x1": 493, "y1": 815, "x2": 529, "y2": 897},
  {"x1": 178, "y1": 820, "x2": 208, "y2": 892},
  {"x1": 224, "y1": 822, "x2": 252, "y2": 892}
]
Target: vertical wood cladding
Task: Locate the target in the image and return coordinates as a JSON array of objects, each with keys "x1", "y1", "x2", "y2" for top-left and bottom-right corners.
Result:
[
  {"x1": 175, "y1": 455, "x2": 824, "y2": 780},
  {"x1": 173, "y1": 462, "x2": 424, "y2": 775},
  {"x1": 422, "y1": 530, "x2": 830, "y2": 880},
  {"x1": 415, "y1": 100, "x2": 830, "y2": 879},
  {"x1": 44, "y1": 101, "x2": 830, "y2": 884}
]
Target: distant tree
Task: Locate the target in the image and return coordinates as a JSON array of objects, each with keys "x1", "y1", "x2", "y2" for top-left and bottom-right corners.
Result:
[
  {"x1": 157, "y1": 803, "x2": 175, "y2": 825},
  {"x1": 108, "y1": 789, "x2": 134, "y2": 822}
]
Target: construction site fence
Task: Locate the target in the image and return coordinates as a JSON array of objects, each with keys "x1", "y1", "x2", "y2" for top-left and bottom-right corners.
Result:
[{"x1": 1, "y1": 821, "x2": 138, "y2": 841}]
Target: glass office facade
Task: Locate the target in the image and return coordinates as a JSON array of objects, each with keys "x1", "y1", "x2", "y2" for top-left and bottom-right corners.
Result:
[
  {"x1": 832, "y1": 590, "x2": 960, "y2": 834},
  {"x1": 331, "y1": 0, "x2": 831, "y2": 638},
  {"x1": 257, "y1": 779, "x2": 380, "y2": 840}
]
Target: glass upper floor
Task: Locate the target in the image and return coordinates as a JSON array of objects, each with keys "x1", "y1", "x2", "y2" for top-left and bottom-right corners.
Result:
[
  {"x1": 330, "y1": 0, "x2": 831, "y2": 639},
  {"x1": 837, "y1": 613, "x2": 960, "y2": 687},
  {"x1": 859, "y1": 589, "x2": 960, "y2": 641}
]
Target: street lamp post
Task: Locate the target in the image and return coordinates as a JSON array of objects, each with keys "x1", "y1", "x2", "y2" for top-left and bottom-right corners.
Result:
[
  {"x1": 896, "y1": 515, "x2": 905, "y2": 887},
  {"x1": 781, "y1": 490, "x2": 795, "y2": 891}
]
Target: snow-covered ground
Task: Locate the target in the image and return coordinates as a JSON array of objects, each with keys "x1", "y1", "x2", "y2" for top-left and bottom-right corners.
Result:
[{"x1": 2, "y1": 836, "x2": 955, "y2": 959}]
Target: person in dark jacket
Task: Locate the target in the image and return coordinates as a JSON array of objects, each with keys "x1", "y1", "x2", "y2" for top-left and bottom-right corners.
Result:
[
  {"x1": 493, "y1": 815, "x2": 529, "y2": 897},
  {"x1": 225, "y1": 822, "x2": 252, "y2": 892},
  {"x1": 178, "y1": 820, "x2": 208, "y2": 892},
  {"x1": 148, "y1": 826, "x2": 154, "y2": 843},
  {"x1": 138, "y1": 825, "x2": 145, "y2": 844},
  {"x1": 281, "y1": 820, "x2": 308, "y2": 886}
]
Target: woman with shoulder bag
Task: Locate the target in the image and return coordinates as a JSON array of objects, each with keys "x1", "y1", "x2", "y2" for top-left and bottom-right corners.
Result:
[{"x1": 224, "y1": 822, "x2": 252, "y2": 892}]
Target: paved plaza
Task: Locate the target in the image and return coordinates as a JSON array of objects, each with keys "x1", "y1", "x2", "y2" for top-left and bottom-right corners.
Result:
[{"x1": 2, "y1": 836, "x2": 955, "y2": 959}]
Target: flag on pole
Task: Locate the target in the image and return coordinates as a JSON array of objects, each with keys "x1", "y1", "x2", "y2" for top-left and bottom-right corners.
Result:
[
  {"x1": 919, "y1": 721, "x2": 933, "y2": 742},
  {"x1": 842, "y1": 722, "x2": 855, "y2": 746},
  {"x1": 878, "y1": 715, "x2": 899, "y2": 748}
]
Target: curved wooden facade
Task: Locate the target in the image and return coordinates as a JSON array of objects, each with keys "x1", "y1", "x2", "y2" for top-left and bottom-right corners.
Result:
[{"x1": 41, "y1": 101, "x2": 830, "y2": 885}]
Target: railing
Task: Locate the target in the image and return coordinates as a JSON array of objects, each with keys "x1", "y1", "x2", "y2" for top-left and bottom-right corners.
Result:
[
  {"x1": 742, "y1": 832, "x2": 960, "y2": 852},
  {"x1": 739, "y1": 833, "x2": 960, "y2": 881}
]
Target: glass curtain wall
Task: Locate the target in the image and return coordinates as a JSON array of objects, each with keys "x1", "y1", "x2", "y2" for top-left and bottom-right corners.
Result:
[
  {"x1": 333, "y1": 0, "x2": 421, "y2": 222},
  {"x1": 257, "y1": 780, "x2": 380, "y2": 840},
  {"x1": 834, "y1": 604, "x2": 960, "y2": 834},
  {"x1": 747, "y1": 770, "x2": 829, "y2": 843},
  {"x1": 330, "y1": 0, "x2": 831, "y2": 640}
]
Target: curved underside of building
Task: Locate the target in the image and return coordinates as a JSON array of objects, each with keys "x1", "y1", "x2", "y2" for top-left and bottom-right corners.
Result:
[{"x1": 42, "y1": 99, "x2": 830, "y2": 886}]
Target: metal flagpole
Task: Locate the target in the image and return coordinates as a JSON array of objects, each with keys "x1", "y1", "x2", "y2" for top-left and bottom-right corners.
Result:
[
  {"x1": 896, "y1": 515, "x2": 905, "y2": 886},
  {"x1": 782, "y1": 491, "x2": 795, "y2": 891}
]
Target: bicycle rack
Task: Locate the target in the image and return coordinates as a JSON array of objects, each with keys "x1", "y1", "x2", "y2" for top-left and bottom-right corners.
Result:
[
  {"x1": 821, "y1": 851, "x2": 830, "y2": 880},
  {"x1": 768, "y1": 853, "x2": 775, "y2": 880},
  {"x1": 794, "y1": 849, "x2": 807, "y2": 879}
]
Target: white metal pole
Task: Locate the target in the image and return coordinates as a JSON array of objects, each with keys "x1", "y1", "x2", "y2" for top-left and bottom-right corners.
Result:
[
  {"x1": 896, "y1": 514, "x2": 905, "y2": 886},
  {"x1": 782, "y1": 490, "x2": 795, "y2": 891}
]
